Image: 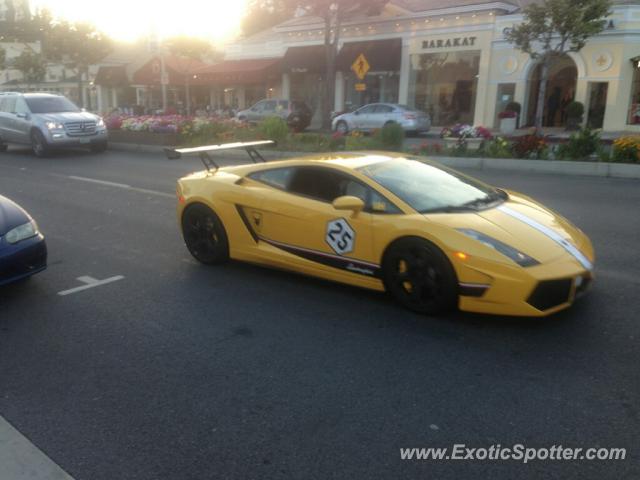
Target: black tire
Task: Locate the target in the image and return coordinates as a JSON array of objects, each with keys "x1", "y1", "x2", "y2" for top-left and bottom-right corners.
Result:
[
  {"x1": 90, "y1": 142, "x2": 108, "y2": 153},
  {"x1": 382, "y1": 237, "x2": 458, "y2": 315},
  {"x1": 31, "y1": 130, "x2": 49, "y2": 157},
  {"x1": 336, "y1": 120, "x2": 349, "y2": 135},
  {"x1": 181, "y1": 203, "x2": 229, "y2": 265}
]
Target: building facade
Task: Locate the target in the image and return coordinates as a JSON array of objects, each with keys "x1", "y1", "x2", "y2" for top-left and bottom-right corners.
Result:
[{"x1": 218, "y1": 0, "x2": 640, "y2": 132}]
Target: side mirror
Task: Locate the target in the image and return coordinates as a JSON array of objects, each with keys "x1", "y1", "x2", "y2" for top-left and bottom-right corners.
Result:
[
  {"x1": 15, "y1": 112, "x2": 29, "y2": 119},
  {"x1": 332, "y1": 195, "x2": 365, "y2": 214}
]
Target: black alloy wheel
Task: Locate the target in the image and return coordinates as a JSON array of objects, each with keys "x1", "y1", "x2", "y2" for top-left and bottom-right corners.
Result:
[
  {"x1": 382, "y1": 237, "x2": 458, "y2": 315},
  {"x1": 181, "y1": 204, "x2": 229, "y2": 265}
]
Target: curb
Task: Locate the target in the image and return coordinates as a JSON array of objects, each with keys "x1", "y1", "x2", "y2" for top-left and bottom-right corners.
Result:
[
  {"x1": 108, "y1": 142, "x2": 640, "y2": 180},
  {"x1": 433, "y1": 156, "x2": 640, "y2": 180}
]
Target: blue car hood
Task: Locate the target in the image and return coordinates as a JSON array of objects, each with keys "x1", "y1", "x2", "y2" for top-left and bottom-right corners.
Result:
[{"x1": 0, "y1": 195, "x2": 30, "y2": 236}]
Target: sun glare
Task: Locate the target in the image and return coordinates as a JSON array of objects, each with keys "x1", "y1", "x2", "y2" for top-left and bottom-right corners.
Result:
[{"x1": 30, "y1": 0, "x2": 248, "y2": 43}]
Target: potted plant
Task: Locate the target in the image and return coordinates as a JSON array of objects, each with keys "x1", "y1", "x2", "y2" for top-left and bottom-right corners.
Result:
[
  {"x1": 498, "y1": 110, "x2": 518, "y2": 135},
  {"x1": 441, "y1": 124, "x2": 492, "y2": 151},
  {"x1": 565, "y1": 101, "x2": 584, "y2": 130},
  {"x1": 505, "y1": 101, "x2": 521, "y2": 128}
]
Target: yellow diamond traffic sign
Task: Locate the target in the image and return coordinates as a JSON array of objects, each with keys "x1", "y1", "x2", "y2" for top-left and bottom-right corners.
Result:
[{"x1": 351, "y1": 54, "x2": 370, "y2": 80}]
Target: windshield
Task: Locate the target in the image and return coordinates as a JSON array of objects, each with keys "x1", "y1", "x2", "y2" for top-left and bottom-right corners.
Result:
[
  {"x1": 358, "y1": 158, "x2": 503, "y2": 213},
  {"x1": 25, "y1": 96, "x2": 80, "y2": 114}
]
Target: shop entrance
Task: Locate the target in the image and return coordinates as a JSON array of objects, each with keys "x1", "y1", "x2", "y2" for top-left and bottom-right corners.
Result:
[{"x1": 526, "y1": 55, "x2": 577, "y2": 127}]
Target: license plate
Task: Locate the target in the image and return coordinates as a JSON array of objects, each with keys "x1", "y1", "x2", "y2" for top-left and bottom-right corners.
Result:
[{"x1": 79, "y1": 138, "x2": 90, "y2": 144}]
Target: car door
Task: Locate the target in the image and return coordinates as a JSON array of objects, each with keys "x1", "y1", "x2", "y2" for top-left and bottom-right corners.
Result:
[
  {"x1": 369, "y1": 104, "x2": 394, "y2": 130},
  {"x1": 12, "y1": 97, "x2": 32, "y2": 144},
  {"x1": 247, "y1": 101, "x2": 265, "y2": 122},
  {"x1": 352, "y1": 104, "x2": 376, "y2": 131},
  {"x1": 259, "y1": 100, "x2": 277, "y2": 120},
  {"x1": 0, "y1": 96, "x2": 18, "y2": 142},
  {"x1": 246, "y1": 165, "x2": 379, "y2": 276}
]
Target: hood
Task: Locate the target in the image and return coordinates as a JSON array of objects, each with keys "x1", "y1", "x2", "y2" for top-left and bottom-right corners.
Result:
[
  {"x1": 35, "y1": 111, "x2": 100, "y2": 123},
  {"x1": 430, "y1": 191, "x2": 593, "y2": 266},
  {"x1": 0, "y1": 195, "x2": 31, "y2": 236}
]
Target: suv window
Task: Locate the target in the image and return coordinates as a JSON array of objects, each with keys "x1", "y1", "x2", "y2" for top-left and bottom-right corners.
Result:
[
  {"x1": 15, "y1": 97, "x2": 30, "y2": 115},
  {"x1": 262, "y1": 100, "x2": 277, "y2": 113},
  {"x1": 25, "y1": 96, "x2": 79, "y2": 113},
  {"x1": 251, "y1": 101, "x2": 265, "y2": 112},
  {"x1": 2, "y1": 97, "x2": 16, "y2": 113}
]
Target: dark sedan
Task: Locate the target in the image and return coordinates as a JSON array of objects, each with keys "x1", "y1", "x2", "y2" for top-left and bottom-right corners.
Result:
[{"x1": 0, "y1": 195, "x2": 47, "y2": 285}]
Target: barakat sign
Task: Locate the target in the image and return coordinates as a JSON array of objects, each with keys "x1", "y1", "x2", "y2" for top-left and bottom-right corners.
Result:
[{"x1": 422, "y1": 36, "x2": 477, "y2": 49}]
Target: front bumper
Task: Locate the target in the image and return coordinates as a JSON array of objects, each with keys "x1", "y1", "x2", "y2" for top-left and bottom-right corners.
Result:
[
  {"x1": 0, "y1": 234, "x2": 47, "y2": 286},
  {"x1": 45, "y1": 129, "x2": 108, "y2": 148},
  {"x1": 456, "y1": 255, "x2": 593, "y2": 317}
]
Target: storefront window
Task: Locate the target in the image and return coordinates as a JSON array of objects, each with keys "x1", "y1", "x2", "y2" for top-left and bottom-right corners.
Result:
[
  {"x1": 628, "y1": 61, "x2": 640, "y2": 125},
  {"x1": 494, "y1": 83, "x2": 516, "y2": 127},
  {"x1": 344, "y1": 72, "x2": 399, "y2": 110},
  {"x1": 408, "y1": 51, "x2": 480, "y2": 126}
]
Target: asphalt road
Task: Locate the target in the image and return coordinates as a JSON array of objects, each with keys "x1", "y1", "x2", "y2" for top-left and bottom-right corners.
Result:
[{"x1": 0, "y1": 146, "x2": 638, "y2": 480}]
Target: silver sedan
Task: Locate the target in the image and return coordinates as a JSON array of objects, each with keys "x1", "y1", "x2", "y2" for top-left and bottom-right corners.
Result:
[{"x1": 332, "y1": 103, "x2": 431, "y2": 135}]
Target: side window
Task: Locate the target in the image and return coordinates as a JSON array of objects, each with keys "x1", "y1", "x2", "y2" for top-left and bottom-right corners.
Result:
[
  {"x1": 278, "y1": 101, "x2": 288, "y2": 111},
  {"x1": 262, "y1": 100, "x2": 277, "y2": 113},
  {"x1": 369, "y1": 189, "x2": 402, "y2": 214},
  {"x1": 251, "y1": 101, "x2": 265, "y2": 112},
  {"x1": 248, "y1": 167, "x2": 293, "y2": 189},
  {"x1": 374, "y1": 105, "x2": 393, "y2": 114},
  {"x1": 288, "y1": 167, "x2": 345, "y2": 202},
  {"x1": 4, "y1": 97, "x2": 16, "y2": 113},
  {"x1": 358, "y1": 105, "x2": 376, "y2": 114},
  {"x1": 15, "y1": 97, "x2": 29, "y2": 115}
]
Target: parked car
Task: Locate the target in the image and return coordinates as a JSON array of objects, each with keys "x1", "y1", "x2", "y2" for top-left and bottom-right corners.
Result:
[
  {"x1": 0, "y1": 195, "x2": 47, "y2": 286},
  {"x1": 332, "y1": 103, "x2": 431, "y2": 135},
  {"x1": 236, "y1": 99, "x2": 312, "y2": 131},
  {"x1": 0, "y1": 92, "x2": 108, "y2": 157}
]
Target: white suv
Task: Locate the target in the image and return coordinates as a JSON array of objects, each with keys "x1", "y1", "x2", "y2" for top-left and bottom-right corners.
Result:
[{"x1": 0, "y1": 92, "x2": 108, "y2": 156}]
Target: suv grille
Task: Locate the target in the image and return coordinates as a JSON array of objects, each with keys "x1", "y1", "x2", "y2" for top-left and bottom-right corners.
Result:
[
  {"x1": 527, "y1": 278, "x2": 573, "y2": 311},
  {"x1": 65, "y1": 121, "x2": 96, "y2": 136}
]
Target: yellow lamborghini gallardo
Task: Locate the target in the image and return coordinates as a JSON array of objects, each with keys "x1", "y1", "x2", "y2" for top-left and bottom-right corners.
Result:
[{"x1": 168, "y1": 141, "x2": 594, "y2": 317}]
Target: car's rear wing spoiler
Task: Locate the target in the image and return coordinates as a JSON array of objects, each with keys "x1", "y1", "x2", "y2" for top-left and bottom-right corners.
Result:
[{"x1": 164, "y1": 140, "x2": 275, "y2": 172}]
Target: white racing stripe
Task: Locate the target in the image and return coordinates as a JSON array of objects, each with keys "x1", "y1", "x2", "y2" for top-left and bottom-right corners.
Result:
[
  {"x1": 497, "y1": 205, "x2": 593, "y2": 271},
  {"x1": 0, "y1": 415, "x2": 76, "y2": 480}
]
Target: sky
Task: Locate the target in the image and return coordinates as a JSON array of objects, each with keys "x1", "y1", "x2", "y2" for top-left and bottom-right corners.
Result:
[{"x1": 30, "y1": 0, "x2": 249, "y2": 43}]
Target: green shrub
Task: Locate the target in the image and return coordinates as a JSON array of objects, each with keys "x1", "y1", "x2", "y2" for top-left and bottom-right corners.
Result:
[
  {"x1": 286, "y1": 132, "x2": 331, "y2": 152},
  {"x1": 511, "y1": 134, "x2": 548, "y2": 159},
  {"x1": 566, "y1": 101, "x2": 584, "y2": 119},
  {"x1": 611, "y1": 135, "x2": 640, "y2": 163},
  {"x1": 259, "y1": 116, "x2": 289, "y2": 145},
  {"x1": 482, "y1": 137, "x2": 512, "y2": 158},
  {"x1": 374, "y1": 122, "x2": 405, "y2": 150},
  {"x1": 556, "y1": 128, "x2": 601, "y2": 160},
  {"x1": 345, "y1": 134, "x2": 380, "y2": 150}
]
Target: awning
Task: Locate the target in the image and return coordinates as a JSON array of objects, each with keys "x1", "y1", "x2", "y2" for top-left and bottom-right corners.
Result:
[
  {"x1": 195, "y1": 58, "x2": 282, "y2": 85},
  {"x1": 336, "y1": 38, "x2": 402, "y2": 73},
  {"x1": 283, "y1": 45, "x2": 326, "y2": 73},
  {"x1": 132, "y1": 56, "x2": 211, "y2": 86},
  {"x1": 94, "y1": 66, "x2": 128, "y2": 87}
]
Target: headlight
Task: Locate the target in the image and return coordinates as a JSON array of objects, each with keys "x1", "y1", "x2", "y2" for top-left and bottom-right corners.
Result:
[
  {"x1": 457, "y1": 228, "x2": 539, "y2": 267},
  {"x1": 96, "y1": 118, "x2": 105, "y2": 128},
  {"x1": 46, "y1": 121, "x2": 64, "y2": 130},
  {"x1": 5, "y1": 220, "x2": 39, "y2": 244}
]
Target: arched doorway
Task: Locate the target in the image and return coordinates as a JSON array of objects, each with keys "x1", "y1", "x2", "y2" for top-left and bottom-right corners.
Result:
[{"x1": 526, "y1": 55, "x2": 577, "y2": 127}]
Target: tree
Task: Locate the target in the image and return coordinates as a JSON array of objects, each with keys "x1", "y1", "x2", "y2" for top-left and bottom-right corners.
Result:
[
  {"x1": 241, "y1": 0, "x2": 297, "y2": 37},
  {"x1": 298, "y1": 0, "x2": 387, "y2": 130},
  {"x1": 41, "y1": 19, "x2": 112, "y2": 108},
  {"x1": 505, "y1": 0, "x2": 611, "y2": 131},
  {"x1": 12, "y1": 50, "x2": 46, "y2": 87},
  {"x1": 165, "y1": 36, "x2": 216, "y2": 61}
]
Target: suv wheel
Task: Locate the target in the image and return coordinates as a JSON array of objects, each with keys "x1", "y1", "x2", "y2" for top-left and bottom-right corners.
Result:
[{"x1": 31, "y1": 130, "x2": 49, "y2": 157}]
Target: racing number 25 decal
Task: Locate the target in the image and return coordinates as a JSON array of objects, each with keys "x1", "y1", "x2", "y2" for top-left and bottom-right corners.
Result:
[{"x1": 326, "y1": 218, "x2": 355, "y2": 255}]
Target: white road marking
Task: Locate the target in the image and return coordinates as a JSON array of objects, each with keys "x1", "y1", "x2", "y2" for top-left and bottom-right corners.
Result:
[
  {"x1": 0, "y1": 415, "x2": 75, "y2": 480},
  {"x1": 57, "y1": 275, "x2": 125, "y2": 296},
  {"x1": 66, "y1": 175, "x2": 174, "y2": 198}
]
